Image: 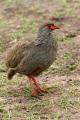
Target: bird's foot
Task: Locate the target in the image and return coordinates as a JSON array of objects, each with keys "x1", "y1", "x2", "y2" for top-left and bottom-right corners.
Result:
[
  {"x1": 36, "y1": 88, "x2": 44, "y2": 96},
  {"x1": 41, "y1": 85, "x2": 48, "y2": 93},
  {"x1": 31, "y1": 88, "x2": 44, "y2": 97},
  {"x1": 31, "y1": 86, "x2": 48, "y2": 97},
  {"x1": 36, "y1": 86, "x2": 48, "y2": 96}
]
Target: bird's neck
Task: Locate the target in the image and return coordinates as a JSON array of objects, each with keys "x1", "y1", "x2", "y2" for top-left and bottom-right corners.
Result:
[{"x1": 36, "y1": 29, "x2": 52, "y2": 45}]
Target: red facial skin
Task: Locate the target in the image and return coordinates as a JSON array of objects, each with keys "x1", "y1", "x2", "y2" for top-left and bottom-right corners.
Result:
[{"x1": 46, "y1": 24, "x2": 60, "y2": 30}]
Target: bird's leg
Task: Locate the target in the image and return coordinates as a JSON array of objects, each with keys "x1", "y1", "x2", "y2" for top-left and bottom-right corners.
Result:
[
  {"x1": 28, "y1": 77, "x2": 37, "y2": 97},
  {"x1": 30, "y1": 75, "x2": 42, "y2": 95}
]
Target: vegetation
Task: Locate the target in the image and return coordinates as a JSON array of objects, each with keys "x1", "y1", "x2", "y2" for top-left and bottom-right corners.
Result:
[{"x1": 0, "y1": 0, "x2": 80, "y2": 119}]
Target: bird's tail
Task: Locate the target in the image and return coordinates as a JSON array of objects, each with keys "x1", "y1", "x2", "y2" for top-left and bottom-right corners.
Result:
[{"x1": 8, "y1": 68, "x2": 17, "y2": 80}]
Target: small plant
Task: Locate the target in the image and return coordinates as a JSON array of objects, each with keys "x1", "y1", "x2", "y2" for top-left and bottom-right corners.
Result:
[
  {"x1": 56, "y1": 96, "x2": 72, "y2": 109},
  {"x1": 54, "y1": 112, "x2": 59, "y2": 120},
  {"x1": 64, "y1": 52, "x2": 78, "y2": 71},
  {"x1": 3, "y1": 0, "x2": 16, "y2": 5},
  {"x1": 64, "y1": 52, "x2": 72, "y2": 60},
  {"x1": 0, "y1": 15, "x2": 7, "y2": 27},
  {"x1": 23, "y1": 86, "x2": 31, "y2": 97},
  {"x1": 66, "y1": 62, "x2": 77, "y2": 71}
]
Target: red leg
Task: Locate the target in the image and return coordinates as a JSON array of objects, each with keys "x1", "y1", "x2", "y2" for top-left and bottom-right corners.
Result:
[
  {"x1": 28, "y1": 77, "x2": 36, "y2": 97},
  {"x1": 30, "y1": 75, "x2": 42, "y2": 95}
]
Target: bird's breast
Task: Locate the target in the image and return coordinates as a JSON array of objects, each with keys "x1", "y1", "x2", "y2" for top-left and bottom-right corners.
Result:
[{"x1": 36, "y1": 39, "x2": 57, "y2": 67}]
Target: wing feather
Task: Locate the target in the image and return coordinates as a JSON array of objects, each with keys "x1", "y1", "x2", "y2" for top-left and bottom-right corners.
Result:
[{"x1": 5, "y1": 40, "x2": 32, "y2": 68}]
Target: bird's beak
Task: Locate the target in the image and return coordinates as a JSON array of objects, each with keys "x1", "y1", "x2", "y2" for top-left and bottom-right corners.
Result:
[
  {"x1": 50, "y1": 25, "x2": 60, "y2": 30},
  {"x1": 53, "y1": 25, "x2": 60, "y2": 29}
]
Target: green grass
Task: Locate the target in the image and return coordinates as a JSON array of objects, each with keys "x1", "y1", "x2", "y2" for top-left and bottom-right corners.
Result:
[
  {"x1": 0, "y1": 41, "x2": 4, "y2": 52},
  {"x1": 0, "y1": 15, "x2": 7, "y2": 27},
  {"x1": 0, "y1": 72, "x2": 65, "y2": 119},
  {"x1": 3, "y1": 0, "x2": 16, "y2": 5},
  {"x1": 0, "y1": 0, "x2": 80, "y2": 119},
  {"x1": 56, "y1": 95, "x2": 72, "y2": 109},
  {"x1": 0, "y1": 19, "x2": 7, "y2": 27},
  {"x1": 54, "y1": 112, "x2": 59, "y2": 120},
  {"x1": 10, "y1": 18, "x2": 37, "y2": 41}
]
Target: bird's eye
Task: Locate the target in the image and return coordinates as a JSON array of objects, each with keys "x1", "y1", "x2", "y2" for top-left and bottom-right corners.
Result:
[
  {"x1": 48, "y1": 25, "x2": 54, "y2": 30},
  {"x1": 45, "y1": 24, "x2": 55, "y2": 30},
  {"x1": 46, "y1": 25, "x2": 52, "y2": 29},
  {"x1": 48, "y1": 25, "x2": 51, "y2": 29}
]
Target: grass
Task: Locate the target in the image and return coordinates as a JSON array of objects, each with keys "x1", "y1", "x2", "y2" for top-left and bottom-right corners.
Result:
[
  {"x1": 0, "y1": 0, "x2": 80, "y2": 119},
  {"x1": 2, "y1": 0, "x2": 16, "y2": 5},
  {"x1": 0, "y1": 14, "x2": 7, "y2": 28},
  {"x1": 0, "y1": 40, "x2": 4, "y2": 52},
  {"x1": 10, "y1": 18, "x2": 37, "y2": 41},
  {"x1": 63, "y1": 52, "x2": 78, "y2": 71},
  {"x1": 54, "y1": 112, "x2": 59, "y2": 120},
  {"x1": 59, "y1": 35, "x2": 74, "y2": 42},
  {"x1": 0, "y1": 57, "x2": 79, "y2": 119},
  {"x1": 56, "y1": 95, "x2": 72, "y2": 109},
  {"x1": 0, "y1": 19, "x2": 7, "y2": 28},
  {"x1": 0, "y1": 72, "x2": 67, "y2": 119}
]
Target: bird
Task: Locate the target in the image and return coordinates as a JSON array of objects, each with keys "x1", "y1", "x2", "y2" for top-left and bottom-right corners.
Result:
[{"x1": 5, "y1": 22, "x2": 59, "y2": 97}]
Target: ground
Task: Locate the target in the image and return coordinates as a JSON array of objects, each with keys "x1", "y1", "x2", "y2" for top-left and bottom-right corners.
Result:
[{"x1": 0, "y1": 0, "x2": 80, "y2": 120}]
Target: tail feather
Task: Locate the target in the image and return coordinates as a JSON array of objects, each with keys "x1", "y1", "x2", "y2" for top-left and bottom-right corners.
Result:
[{"x1": 8, "y1": 68, "x2": 16, "y2": 80}]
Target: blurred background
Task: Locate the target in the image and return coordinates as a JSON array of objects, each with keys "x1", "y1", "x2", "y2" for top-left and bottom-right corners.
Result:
[{"x1": 0, "y1": 0, "x2": 80, "y2": 120}]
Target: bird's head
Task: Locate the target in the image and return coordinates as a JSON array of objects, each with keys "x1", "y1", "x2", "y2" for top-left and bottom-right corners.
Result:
[
  {"x1": 40, "y1": 22, "x2": 59, "y2": 31},
  {"x1": 36, "y1": 22, "x2": 60, "y2": 43},
  {"x1": 44, "y1": 23, "x2": 59, "y2": 30}
]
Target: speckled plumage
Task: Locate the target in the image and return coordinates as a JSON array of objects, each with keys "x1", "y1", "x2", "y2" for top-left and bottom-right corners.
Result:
[{"x1": 5, "y1": 22, "x2": 57, "y2": 79}]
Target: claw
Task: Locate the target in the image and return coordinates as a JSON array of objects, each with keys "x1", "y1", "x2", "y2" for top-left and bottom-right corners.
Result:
[{"x1": 41, "y1": 85, "x2": 48, "y2": 93}]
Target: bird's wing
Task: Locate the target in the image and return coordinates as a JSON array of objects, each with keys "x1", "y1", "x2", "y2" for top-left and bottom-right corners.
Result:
[{"x1": 5, "y1": 40, "x2": 33, "y2": 68}]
